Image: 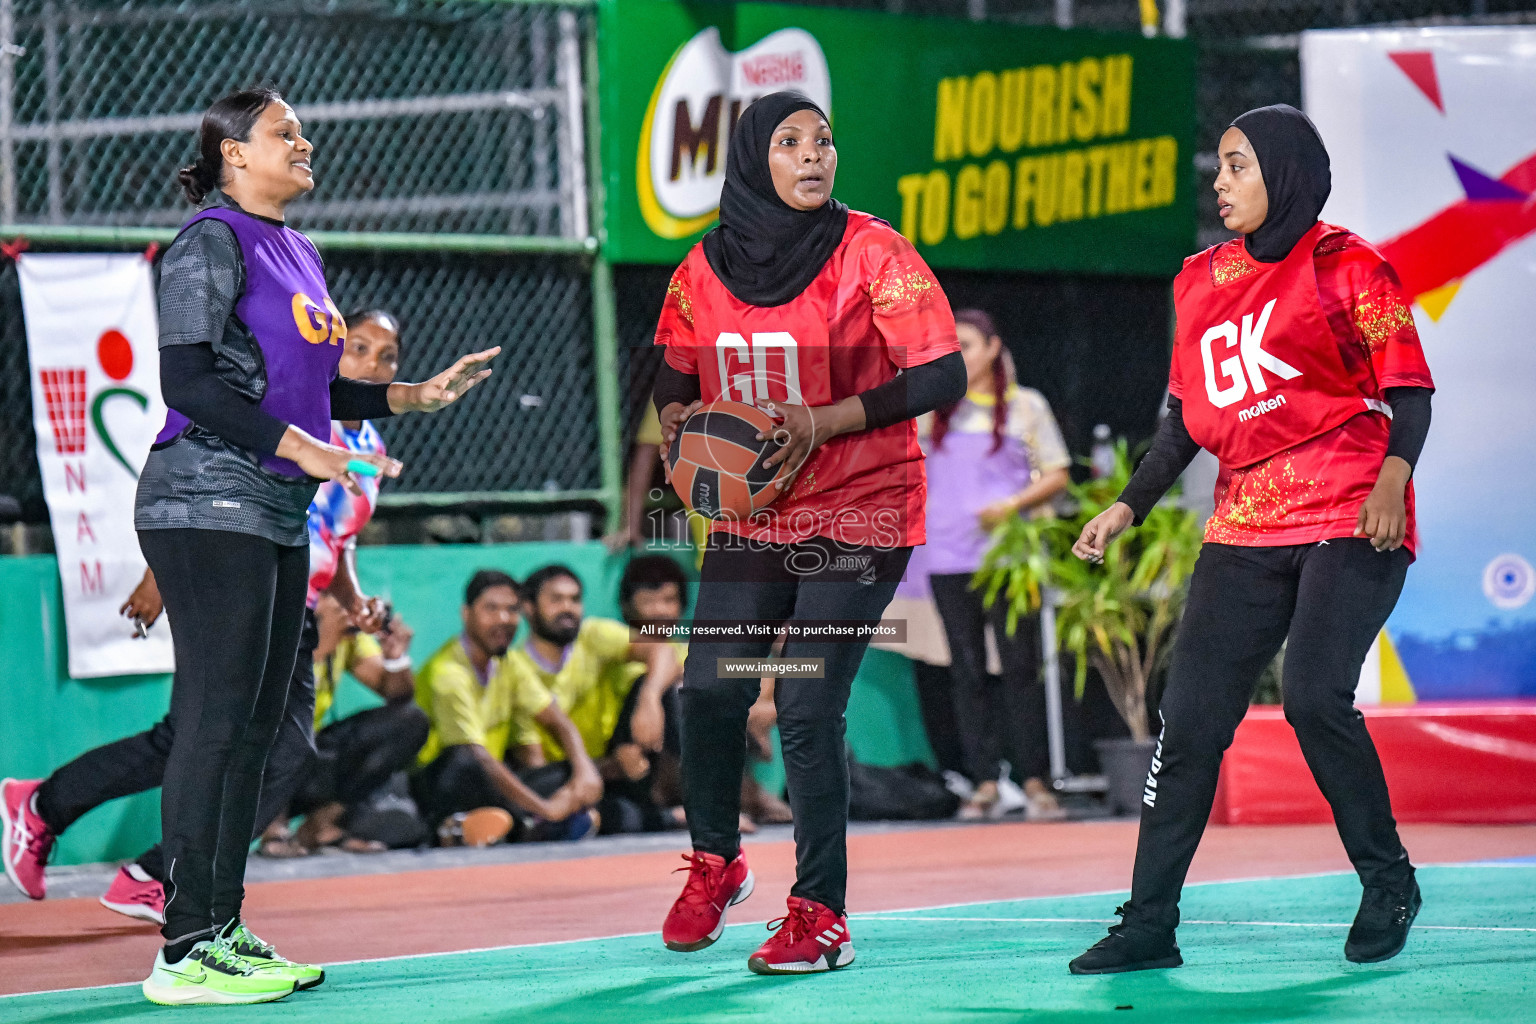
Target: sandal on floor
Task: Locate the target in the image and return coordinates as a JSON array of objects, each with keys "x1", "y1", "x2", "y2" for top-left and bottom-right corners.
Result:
[{"x1": 257, "y1": 835, "x2": 310, "y2": 859}]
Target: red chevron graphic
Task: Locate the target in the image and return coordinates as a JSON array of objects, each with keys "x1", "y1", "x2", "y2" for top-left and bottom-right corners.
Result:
[
  {"x1": 1388, "y1": 51, "x2": 1445, "y2": 114},
  {"x1": 1377, "y1": 149, "x2": 1536, "y2": 302}
]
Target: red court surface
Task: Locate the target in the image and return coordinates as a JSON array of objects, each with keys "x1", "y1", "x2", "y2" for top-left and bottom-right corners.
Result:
[{"x1": 4, "y1": 820, "x2": 1535, "y2": 996}]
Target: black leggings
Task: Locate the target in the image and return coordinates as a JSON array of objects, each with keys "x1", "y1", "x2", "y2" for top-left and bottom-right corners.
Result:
[
  {"x1": 681, "y1": 535, "x2": 912, "y2": 915},
  {"x1": 601, "y1": 681, "x2": 682, "y2": 834},
  {"x1": 34, "y1": 611, "x2": 321, "y2": 885},
  {"x1": 410, "y1": 746, "x2": 582, "y2": 837},
  {"x1": 929, "y1": 572, "x2": 1053, "y2": 784},
  {"x1": 295, "y1": 701, "x2": 430, "y2": 815},
  {"x1": 139, "y1": 529, "x2": 308, "y2": 954},
  {"x1": 1129, "y1": 538, "x2": 1414, "y2": 934}
]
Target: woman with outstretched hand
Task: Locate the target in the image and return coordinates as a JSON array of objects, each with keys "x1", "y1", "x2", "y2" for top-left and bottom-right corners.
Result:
[
  {"x1": 130, "y1": 87, "x2": 496, "y2": 1005},
  {"x1": 1067, "y1": 104, "x2": 1433, "y2": 976}
]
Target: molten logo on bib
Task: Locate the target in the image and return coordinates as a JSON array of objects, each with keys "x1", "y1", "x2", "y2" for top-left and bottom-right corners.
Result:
[
  {"x1": 1199, "y1": 298, "x2": 1302, "y2": 410},
  {"x1": 638, "y1": 27, "x2": 831, "y2": 239}
]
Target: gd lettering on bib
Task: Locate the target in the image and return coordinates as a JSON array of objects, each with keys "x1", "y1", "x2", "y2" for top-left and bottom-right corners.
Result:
[{"x1": 1173, "y1": 223, "x2": 1375, "y2": 469}]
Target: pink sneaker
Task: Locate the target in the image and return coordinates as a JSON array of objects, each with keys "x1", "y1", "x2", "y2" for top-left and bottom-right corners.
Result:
[
  {"x1": 1, "y1": 779, "x2": 55, "y2": 900},
  {"x1": 100, "y1": 864, "x2": 165, "y2": 924}
]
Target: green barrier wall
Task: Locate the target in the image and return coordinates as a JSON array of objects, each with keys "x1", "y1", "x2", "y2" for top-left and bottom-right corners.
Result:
[{"x1": 0, "y1": 543, "x2": 932, "y2": 867}]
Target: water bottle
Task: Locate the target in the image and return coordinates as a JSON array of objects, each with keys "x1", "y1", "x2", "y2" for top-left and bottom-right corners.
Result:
[{"x1": 1090, "y1": 424, "x2": 1116, "y2": 479}]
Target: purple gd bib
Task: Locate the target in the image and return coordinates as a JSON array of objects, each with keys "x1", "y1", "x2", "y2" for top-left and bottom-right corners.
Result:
[{"x1": 156, "y1": 207, "x2": 346, "y2": 477}]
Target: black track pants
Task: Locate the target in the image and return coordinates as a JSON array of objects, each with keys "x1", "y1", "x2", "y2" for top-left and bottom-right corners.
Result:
[
  {"x1": 1128, "y1": 538, "x2": 1414, "y2": 934},
  {"x1": 680, "y1": 535, "x2": 912, "y2": 915},
  {"x1": 35, "y1": 612, "x2": 321, "y2": 886},
  {"x1": 293, "y1": 700, "x2": 430, "y2": 814},
  {"x1": 138, "y1": 529, "x2": 308, "y2": 953}
]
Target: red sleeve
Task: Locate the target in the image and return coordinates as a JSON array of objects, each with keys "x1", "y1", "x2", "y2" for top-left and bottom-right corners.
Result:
[
  {"x1": 1315, "y1": 233, "x2": 1434, "y2": 392},
  {"x1": 1167, "y1": 320, "x2": 1185, "y2": 400},
  {"x1": 862, "y1": 226, "x2": 958, "y2": 368},
  {"x1": 1167, "y1": 248, "x2": 1209, "y2": 402},
  {"x1": 654, "y1": 257, "x2": 698, "y2": 373}
]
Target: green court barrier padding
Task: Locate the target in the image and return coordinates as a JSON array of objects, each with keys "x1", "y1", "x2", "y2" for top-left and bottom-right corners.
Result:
[{"x1": 0, "y1": 543, "x2": 932, "y2": 866}]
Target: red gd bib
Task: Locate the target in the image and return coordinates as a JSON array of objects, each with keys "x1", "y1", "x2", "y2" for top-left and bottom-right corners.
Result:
[{"x1": 1173, "y1": 223, "x2": 1378, "y2": 469}]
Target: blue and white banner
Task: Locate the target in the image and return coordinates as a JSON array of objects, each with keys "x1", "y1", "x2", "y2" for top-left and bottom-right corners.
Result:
[{"x1": 1304, "y1": 27, "x2": 1536, "y2": 698}]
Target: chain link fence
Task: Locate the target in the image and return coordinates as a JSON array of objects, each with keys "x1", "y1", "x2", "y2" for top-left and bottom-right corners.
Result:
[
  {"x1": 2, "y1": 249, "x2": 603, "y2": 527},
  {"x1": 615, "y1": 264, "x2": 673, "y2": 453},
  {"x1": 0, "y1": 258, "x2": 43, "y2": 522},
  {"x1": 335, "y1": 252, "x2": 600, "y2": 501},
  {"x1": 0, "y1": 0, "x2": 608, "y2": 529},
  {"x1": 1, "y1": 0, "x2": 589, "y2": 236},
  {"x1": 5, "y1": 0, "x2": 1535, "y2": 531}
]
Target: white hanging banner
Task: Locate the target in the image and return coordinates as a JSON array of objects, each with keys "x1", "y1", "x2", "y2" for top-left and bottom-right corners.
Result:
[
  {"x1": 20, "y1": 253, "x2": 174, "y2": 678},
  {"x1": 1302, "y1": 27, "x2": 1536, "y2": 699}
]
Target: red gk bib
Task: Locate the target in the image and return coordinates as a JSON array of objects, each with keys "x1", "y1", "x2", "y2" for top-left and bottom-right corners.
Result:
[{"x1": 1173, "y1": 223, "x2": 1379, "y2": 469}]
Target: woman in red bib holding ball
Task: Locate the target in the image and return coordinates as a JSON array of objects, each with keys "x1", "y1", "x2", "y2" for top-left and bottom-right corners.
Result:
[
  {"x1": 1069, "y1": 105, "x2": 1434, "y2": 975},
  {"x1": 652, "y1": 91, "x2": 963, "y2": 976}
]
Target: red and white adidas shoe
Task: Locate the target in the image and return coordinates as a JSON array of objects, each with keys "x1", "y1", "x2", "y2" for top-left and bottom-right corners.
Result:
[
  {"x1": 1, "y1": 779, "x2": 54, "y2": 900},
  {"x1": 748, "y1": 897, "x2": 855, "y2": 975},
  {"x1": 100, "y1": 864, "x2": 166, "y2": 925},
  {"x1": 662, "y1": 851, "x2": 754, "y2": 952}
]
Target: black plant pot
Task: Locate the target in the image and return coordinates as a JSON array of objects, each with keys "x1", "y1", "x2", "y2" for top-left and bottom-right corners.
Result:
[{"x1": 1095, "y1": 737, "x2": 1157, "y2": 817}]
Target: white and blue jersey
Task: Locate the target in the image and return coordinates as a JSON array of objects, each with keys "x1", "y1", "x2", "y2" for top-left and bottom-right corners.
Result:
[{"x1": 306, "y1": 420, "x2": 386, "y2": 608}]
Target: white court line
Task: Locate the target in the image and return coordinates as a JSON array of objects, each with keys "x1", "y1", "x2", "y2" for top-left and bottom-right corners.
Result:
[
  {"x1": 863, "y1": 916, "x2": 1536, "y2": 934},
  {"x1": 849, "y1": 859, "x2": 1536, "y2": 921},
  {"x1": 4, "y1": 859, "x2": 1533, "y2": 1000}
]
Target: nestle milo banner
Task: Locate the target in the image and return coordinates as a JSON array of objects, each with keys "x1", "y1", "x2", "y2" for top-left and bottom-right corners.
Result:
[{"x1": 598, "y1": 0, "x2": 1197, "y2": 274}]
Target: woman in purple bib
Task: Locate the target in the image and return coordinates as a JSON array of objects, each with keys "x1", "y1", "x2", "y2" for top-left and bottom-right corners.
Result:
[{"x1": 134, "y1": 87, "x2": 499, "y2": 1006}]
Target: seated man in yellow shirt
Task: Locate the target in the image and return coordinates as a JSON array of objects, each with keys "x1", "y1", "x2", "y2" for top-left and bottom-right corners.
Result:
[
  {"x1": 504, "y1": 564, "x2": 681, "y2": 833},
  {"x1": 411, "y1": 570, "x2": 603, "y2": 844}
]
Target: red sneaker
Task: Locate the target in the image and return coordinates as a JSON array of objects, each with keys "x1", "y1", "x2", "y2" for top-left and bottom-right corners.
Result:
[
  {"x1": 662, "y1": 851, "x2": 754, "y2": 952},
  {"x1": 748, "y1": 897, "x2": 855, "y2": 975},
  {"x1": 100, "y1": 865, "x2": 166, "y2": 925},
  {"x1": 1, "y1": 779, "x2": 54, "y2": 900}
]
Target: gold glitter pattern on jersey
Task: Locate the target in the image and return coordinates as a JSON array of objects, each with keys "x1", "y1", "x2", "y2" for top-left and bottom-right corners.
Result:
[
  {"x1": 667, "y1": 274, "x2": 693, "y2": 326},
  {"x1": 789, "y1": 470, "x2": 819, "y2": 500},
  {"x1": 1209, "y1": 243, "x2": 1260, "y2": 287},
  {"x1": 1204, "y1": 455, "x2": 1327, "y2": 544},
  {"x1": 1353, "y1": 290, "x2": 1414, "y2": 352},
  {"x1": 1313, "y1": 232, "x2": 1353, "y2": 257},
  {"x1": 870, "y1": 267, "x2": 936, "y2": 314}
]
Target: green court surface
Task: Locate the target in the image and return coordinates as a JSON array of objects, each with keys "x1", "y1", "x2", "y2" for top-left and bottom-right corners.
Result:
[{"x1": 6, "y1": 864, "x2": 1533, "y2": 1024}]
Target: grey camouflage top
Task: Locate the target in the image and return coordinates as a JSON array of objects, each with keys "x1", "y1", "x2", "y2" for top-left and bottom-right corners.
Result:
[{"x1": 134, "y1": 193, "x2": 320, "y2": 547}]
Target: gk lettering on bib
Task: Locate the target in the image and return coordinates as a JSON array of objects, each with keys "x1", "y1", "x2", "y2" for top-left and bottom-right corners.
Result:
[{"x1": 1172, "y1": 223, "x2": 1378, "y2": 469}]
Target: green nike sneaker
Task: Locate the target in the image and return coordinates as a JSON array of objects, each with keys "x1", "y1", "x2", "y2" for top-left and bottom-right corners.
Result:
[
  {"x1": 227, "y1": 921, "x2": 327, "y2": 990},
  {"x1": 142, "y1": 940, "x2": 296, "y2": 1005}
]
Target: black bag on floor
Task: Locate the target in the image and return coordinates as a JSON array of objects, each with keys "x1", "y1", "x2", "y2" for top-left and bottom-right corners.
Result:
[{"x1": 846, "y1": 757, "x2": 961, "y2": 821}]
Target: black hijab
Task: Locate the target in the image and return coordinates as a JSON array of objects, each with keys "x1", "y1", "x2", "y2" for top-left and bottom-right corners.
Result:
[
  {"x1": 1230, "y1": 104, "x2": 1331, "y2": 263},
  {"x1": 702, "y1": 91, "x2": 849, "y2": 307}
]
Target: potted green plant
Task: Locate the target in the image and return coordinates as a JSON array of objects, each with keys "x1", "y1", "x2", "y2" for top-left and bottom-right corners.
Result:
[{"x1": 973, "y1": 440, "x2": 1205, "y2": 814}]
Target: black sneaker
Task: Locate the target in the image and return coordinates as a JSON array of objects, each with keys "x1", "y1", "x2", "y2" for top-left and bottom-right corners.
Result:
[
  {"x1": 1345, "y1": 875, "x2": 1421, "y2": 963},
  {"x1": 1069, "y1": 905, "x2": 1183, "y2": 975}
]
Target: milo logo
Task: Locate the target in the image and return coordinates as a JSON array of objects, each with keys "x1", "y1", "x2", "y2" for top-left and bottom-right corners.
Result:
[{"x1": 638, "y1": 27, "x2": 831, "y2": 239}]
